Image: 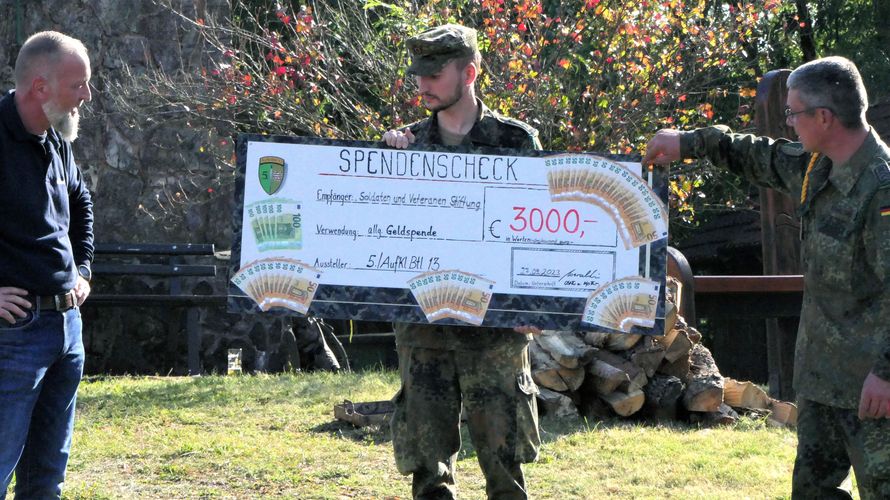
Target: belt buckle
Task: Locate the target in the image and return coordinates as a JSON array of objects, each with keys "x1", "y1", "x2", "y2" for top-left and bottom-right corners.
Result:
[{"x1": 54, "y1": 294, "x2": 63, "y2": 311}]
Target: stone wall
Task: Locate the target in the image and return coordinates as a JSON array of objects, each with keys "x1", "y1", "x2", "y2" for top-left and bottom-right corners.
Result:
[{"x1": 1, "y1": 0, "x2": 289, "y2": 374}]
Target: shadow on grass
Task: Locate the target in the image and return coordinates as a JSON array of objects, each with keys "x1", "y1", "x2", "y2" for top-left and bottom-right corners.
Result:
[
  {"x1": 304, "y1": 412, "x2": 711, "y2": 464},
  {"x1": 77, "y1": 376, "x2": 235, "y2": 417},
  {"x1": 78, "y1": 373, "x2": 774, "y2": 442},
  {"x1": 536, "y1": 411, "x2": 775, "y2": 442},
  {"x1": 77, "y1": 372, "x2": 393, "y2": 419},
  {"x1": 309, "y1": 419, "x2": 393, "y2": 444}
]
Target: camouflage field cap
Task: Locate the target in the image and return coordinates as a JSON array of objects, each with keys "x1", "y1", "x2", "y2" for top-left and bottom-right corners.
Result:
[{"x1": 406, "y1": 24, "x2": 478, "y2": 76}]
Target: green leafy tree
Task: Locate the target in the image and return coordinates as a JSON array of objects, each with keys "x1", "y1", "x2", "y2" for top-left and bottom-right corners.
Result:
[{"x1": 111, "y1": 0, "x2": 825, "y2": 239}]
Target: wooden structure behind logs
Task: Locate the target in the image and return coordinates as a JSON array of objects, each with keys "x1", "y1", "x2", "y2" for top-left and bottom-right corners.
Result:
[{"x1": 754, "y1": 69, "x2": 800, "y2": 401}]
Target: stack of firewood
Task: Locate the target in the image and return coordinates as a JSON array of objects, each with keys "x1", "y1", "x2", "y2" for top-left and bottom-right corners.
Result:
[{"x1": 532, "y1": 278, "x2": 796, "y2": 426}]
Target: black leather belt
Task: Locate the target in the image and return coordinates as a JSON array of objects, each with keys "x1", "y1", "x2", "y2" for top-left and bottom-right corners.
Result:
[{"x1": 34, "y1": 291, "x2": 77, "y2": 312}]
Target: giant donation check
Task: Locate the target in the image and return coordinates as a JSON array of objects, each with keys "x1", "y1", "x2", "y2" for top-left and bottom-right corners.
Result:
[{"x1": 229, "y1": 135, "x2": 668, "y2": 333}]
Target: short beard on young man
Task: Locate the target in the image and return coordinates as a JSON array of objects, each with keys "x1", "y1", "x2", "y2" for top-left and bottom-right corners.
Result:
[
  {"x1": 424, "y1": 79, "x2": 465, "y2": 114},
  {"x1": 42, "y1": 99, "x2": 80, "y2": 142}
]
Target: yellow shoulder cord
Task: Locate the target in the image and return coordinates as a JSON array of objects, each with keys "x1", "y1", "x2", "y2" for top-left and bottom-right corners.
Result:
[{"x1": 800, "y1": 153, "x2": 820, "y2": 206}]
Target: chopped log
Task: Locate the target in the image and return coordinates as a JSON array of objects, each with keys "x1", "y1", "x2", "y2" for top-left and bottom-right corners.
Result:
[
  {"x1": 587, "y1": 358, "x2": 632, "y2": 395},
  {"x1": 529, "y1": 337, "x2": 553, "y2": 366},
  {"x1": 665, "y1": 276, "x2": 683, "y2": 323},
  {"x1": 686, "y1": 325, "x2": 703, "y2": 344},
  {"x1": 628, "y1": 336, "x2": 667, "y2": 377},
  {"x1": 674, "y1": 314, "x2": 688, "y2": 331},
  {"x1": 657, "y1": 326, "x2": 678, "y2": 351},
  {"x1": 768, "y1": 399, "x2": 798, "y2": 427},
  {"x1": 601, "y1": 388, "x2": 645, "y2": 417},
  {"x1": 536, "y1": 331, "x2": 595, "y2": 369},
  {"x1": 663, "y1": 296, "x2": 679, "y2": 336},
  {"x1": 641, "y1": 374, "x2": 684, "y2": 421},
  {"x1": 531, "y1": 364, "x2": 585, "y2": 393},
  {"x1": 532, "y1": 369, "x2": 583, "y2": 392},
  {"x1": 578, "y1": 391, "x2": 614, "y2": 419},
  {"x1": 723, "y1": 378, "x2": 770, "y2": 410},
  {"x1": 604, "y1": 333, "x2": 642, "y2": 351},
  {"x1": 657, "y1": 356, "x2": 690, "y2": 380},
  {"x1": 582, "y1": 330, "x2": 609, "y2": 348},
  {"x1": 682, "y1": 344, "x2": 724, "y2": 412},
  {"x1": 529, "y1": 340, "x2": 585, "y2": 392},
  {"x1": 578, "y1": 362, "x2": 626, "y2": 419},
  {"x1": 591, "y1": 349, "x2": 647, "y2": 389},
  {"x1": 690, "y1": 403, "x2": 739, "y2": 426},
  {"x1": 537, "y1": 387, "x2": 580, "y2": 419},
  {"x1": 664, "y1": 284, "x2": 680, "y2": 334},
  {"x1": 664, "y1": 328, "x2": 693, "y2": 363}
]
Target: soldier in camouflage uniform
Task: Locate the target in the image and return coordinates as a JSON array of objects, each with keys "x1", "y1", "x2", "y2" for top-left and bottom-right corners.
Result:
[
  {"x1": 382, "y1": 24, "x2": 542, "y2": 500},
  {"x1": 644, "y1": 56, "x2": 890, "y2": 499}
]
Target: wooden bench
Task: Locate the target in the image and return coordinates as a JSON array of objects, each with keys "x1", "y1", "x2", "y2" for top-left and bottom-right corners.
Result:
[
  {"x1": 84, "y1": 243, "x2": 227, "y2": 375},
  {"x1": 693, "y1": 275, "x2": 803, "y2": 320},
  {"x1": 667, "y1": 246, "x2": 805, "y2": 397},
  {"x1": 668, "y1": 246, "x2": 804, "y2": 323}
]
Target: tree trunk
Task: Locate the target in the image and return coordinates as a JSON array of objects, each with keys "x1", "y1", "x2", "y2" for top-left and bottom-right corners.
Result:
[{"x1": 795, "y1": 0, "x2": 818, "y2": 62}]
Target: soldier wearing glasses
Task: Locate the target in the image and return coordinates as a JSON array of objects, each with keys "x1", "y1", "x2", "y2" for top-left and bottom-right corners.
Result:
[{"x1": 644, "y1": 56, "x2": 890, "y2": 499}]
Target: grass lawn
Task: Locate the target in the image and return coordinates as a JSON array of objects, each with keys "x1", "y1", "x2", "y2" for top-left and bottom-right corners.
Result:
[{"x1": 10, "y1": 371, "x2": 808, "y2": 498}]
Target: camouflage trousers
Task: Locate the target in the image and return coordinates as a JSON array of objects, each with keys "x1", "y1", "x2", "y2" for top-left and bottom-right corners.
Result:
[
  {"x1": 793, "y1": 399, "x2": 890, "y2": 499},
  {"x1": 391, "y1": 343, "x2": 540, "y2": 500}
]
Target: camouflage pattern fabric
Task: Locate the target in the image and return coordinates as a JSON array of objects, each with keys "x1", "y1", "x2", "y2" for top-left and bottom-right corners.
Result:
[
  {"x1": 405, "y1": 98, "x2": 542, "y2": 152},
  {"x1": 793, "y1": 399, "x2": 890, "y2": 499},
  {"x1": 396, "y1": 98, "x2": 541, "y2": 352},
  {"x1": 681, "y1": 127, "x2": 890, "y2": 498},
  {"x1": 391, "y1": 98, "x2": 542, "y2": 499},
  {"x1": 394, "y1": 323, "x2": 531, "y2": 351},
  {"x1": 391, "y1": 342, "x2": 540, "y2": 500},
  {"x1": 406, "y1": 24, "x2": 478, "y2": 77},
  {"x1": 680, "y1": 127, "x2": 890, "y2": 408}
]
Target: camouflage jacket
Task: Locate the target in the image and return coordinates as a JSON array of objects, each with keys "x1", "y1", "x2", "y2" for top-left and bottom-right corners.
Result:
[
  {"x1": 405, "y1": 97, "x2": 542, "y2": 151},
  {"x1": 394, "y1": 98, "x2": 542, "y2": 350},
  {"x1": 681, "y1": 126, "x2": 890, "y2": 408}
]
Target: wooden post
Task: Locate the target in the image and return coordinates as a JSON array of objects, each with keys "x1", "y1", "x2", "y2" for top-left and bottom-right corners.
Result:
[{"x1": 754, "y1": 70, "x2": 799, "y2": 400}]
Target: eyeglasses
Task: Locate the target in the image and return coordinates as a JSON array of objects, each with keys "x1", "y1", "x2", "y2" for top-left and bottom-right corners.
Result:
[
  {"x1": 784, "y1": 106, "x2": 833, "y2": 120},
  {"x1": 784, "y1": 106, "x2": 818, "y2": 118}
]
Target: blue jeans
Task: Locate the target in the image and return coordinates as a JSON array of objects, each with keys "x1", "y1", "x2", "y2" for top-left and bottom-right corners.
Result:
[{"x1": 0, "y1": 305, "x2": 84, "y2": 499}]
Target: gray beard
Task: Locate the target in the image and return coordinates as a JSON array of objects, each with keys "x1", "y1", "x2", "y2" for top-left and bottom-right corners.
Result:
[{"x1": 42, "y1": 101, "x2": 80, "y2": 142}]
